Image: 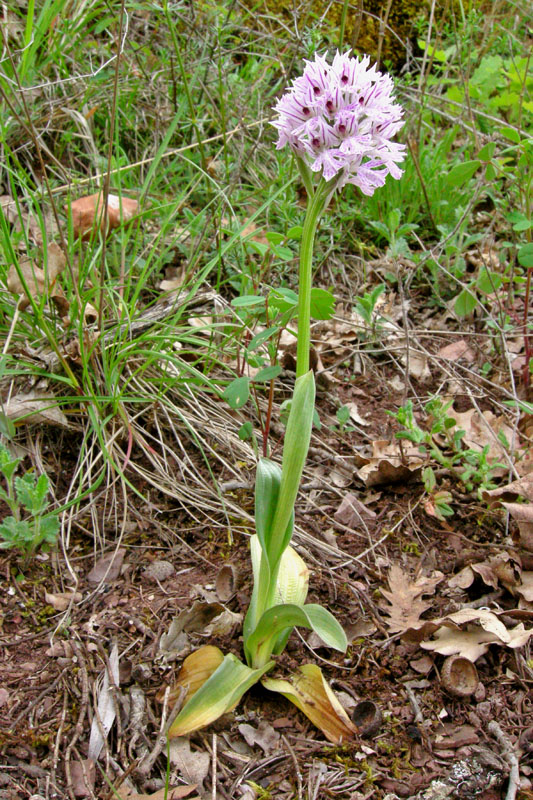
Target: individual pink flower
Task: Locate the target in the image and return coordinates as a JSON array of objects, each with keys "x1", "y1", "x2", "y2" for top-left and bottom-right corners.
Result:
[{"x1": 272, "y1": 51, "x2": 406, "y2": 196}]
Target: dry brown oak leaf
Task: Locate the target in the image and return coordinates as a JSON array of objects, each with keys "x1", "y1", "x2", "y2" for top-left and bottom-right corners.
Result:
[{"x1": 380, "y1": 564, "x2": 444, "y2": 634}]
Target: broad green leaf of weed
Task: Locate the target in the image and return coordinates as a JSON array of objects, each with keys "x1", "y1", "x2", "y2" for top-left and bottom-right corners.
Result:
[
  {"x1": 223, "y1": 376, "x2": 250, "y2": 409},
  {"x1": 310, "y1": 288, "x2": 335, "y2": 320},
  {"x1": 0, "y1": 517, "x2": 32, "y2": 549},
  {"x1": 455, "y1": 288, "x2": 478, "y2": 316},
  {"x1": 38, "y1": 517, "x2": 60, "y2": 547},
  {"x1": 446, "y1": 160, "x2": 481, "y2": 187},
  {"x1": 252, "y1": 365, "x2": 281, "y2": 382},
  {"x1": 0, "y1": 445, "x2": 21, "y2": 481},
  {"x1": 15, "y1": 473, "x2": 49, "y2": 514}
]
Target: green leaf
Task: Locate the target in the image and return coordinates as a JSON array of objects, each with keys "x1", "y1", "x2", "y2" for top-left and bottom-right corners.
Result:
[
  {"x1": 168, "y1": 653, "x2": 274, "y2": 737},
  {"x1": 266, "y1": 231, "x2": 284, "y2": 246},
  {"x1": 499, "y1": 126, "x2": 521, "y2": 143},
  {"x1": 0, "y1": 517, "x2": 33, "y2": 549},
  {"x1": 446, "y1": 160, "x2": 481, "y2": 187},
  {"x1": 268, "y1": 371, "x2": 315, "y2": 566},
  {"x1": 454, "y1": 288, "x2": 478, "y2": 316},
  {"x1": 231, "y1": 295, "x2": 265, "y2": 309},
  {"x1": 503, "y1": 399, "x2": 533, "y2": 414},
  {"x1": 238, "y1": 421, "x2": 254, "y2": 441},
  {"x1": 222, "y1": 376, "x2": 250, "y2": 409},
  {"x1": 506, "y1": 212, "x2": 531, "y2": 232},
  {"x1": 254, "y1": 458, "x2": 283, "y2": 561},
  {"x1": 247, "y1": 327, "x2": 279, "y2": 353},
  {"x1": 286, "y1": 225, "x2": 303, "y2": 240},
  {"x1": 38, "y1": 516, "x2": 59, "y2": 546},
  {"x1": 252, "y1": 365, "x2": 282, "y2": 382},
  {"x1": 476, "y1": 268, "x2": 503, "y2": 294},
  {"x1": 269, "y1": 287, "x2": 298, "y2": 314},
  {"x1": 0, "y1": 444, "x2": 21, "y2": 481},
  {"x1": 310, "y1": 288, "x2": 335, "y2": 320},
  {"x1": 518, "y1": 243, "x2": 533, "y2": 269},
  {"x1": 336, "y1": 405, "x2": 350, "y2": 425},
  {"x1": 477, "y1": 142, "x2": 496, "y2": 161},
  {"x1": 270, "y1": 243, "x2": 294, "y2": 261},
  {"x1": 246, "y1": 603, "x2": 347, "y2": 668},
  {"x1": 244, "y1": 536, "x2": 309, "y2": 663},
  {"x1": 0, "y1": 413, "x2": 15, "y2": 439}
]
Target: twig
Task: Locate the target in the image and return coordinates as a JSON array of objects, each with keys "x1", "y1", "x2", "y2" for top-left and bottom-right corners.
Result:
[
  {"x1": 488, "y1": 720, "x2": 520, "y2": 800},
  {"x1": 212, "y1": 733, "x2": 217, "y2": 800},
  {"x1": 134, "y1": 685, "x2": 186, "y2": 779},
  {"x1": 282, "y1": 735, "x2": 303, "y2": 800}
]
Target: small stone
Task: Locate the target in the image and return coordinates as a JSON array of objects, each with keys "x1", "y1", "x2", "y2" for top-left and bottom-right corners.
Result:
[{"x1": 143, "y1": 560, "x2": 175, "y2": 582}]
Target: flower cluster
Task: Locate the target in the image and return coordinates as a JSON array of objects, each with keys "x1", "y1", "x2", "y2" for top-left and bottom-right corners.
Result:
[{"x1": 272, "y1": 51, "x2": 406, "y2": 196}]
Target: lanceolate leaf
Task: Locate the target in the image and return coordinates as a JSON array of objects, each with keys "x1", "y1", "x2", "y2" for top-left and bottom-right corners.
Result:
[
  {"x1": 263, "y1": 664, "x2": 357, "y2": 744},
  {"x1": 246, "y1": 603, "x2": 347, "y2": 668},
  {"x1": 168, "y1": 652, "x2": 274, "y2": 738},
  {"x1": 267, "y1": 370, "x2": 315, "y2": 564},
  {"x1": 244, "y1": 538, "x2": 310, "y2": 663}
]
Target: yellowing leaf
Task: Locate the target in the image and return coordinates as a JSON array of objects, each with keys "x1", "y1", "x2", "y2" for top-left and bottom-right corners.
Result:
[
  {"x1": 263, "y1": 664, "x2": 357, "y2": 744},
  {"x1": 168, "y1": 652, "x2": 273, "y2": 738},
  {"x1": 158, "y1": 645, "x2": 224, "y2": 707}
]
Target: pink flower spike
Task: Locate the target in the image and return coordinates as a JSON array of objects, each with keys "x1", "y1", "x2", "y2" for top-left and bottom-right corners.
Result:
[{"x1": 272, "y1": 51, "x2": 406, "y2": 196}]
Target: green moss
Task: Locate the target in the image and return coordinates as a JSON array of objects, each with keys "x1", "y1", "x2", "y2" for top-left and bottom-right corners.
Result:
[
  {"x1": 241, "y1": 0, "x2": 425, "y2": 69},
  {"x1": 241, "y1": 0, "x2": 489, "y2": 70}
]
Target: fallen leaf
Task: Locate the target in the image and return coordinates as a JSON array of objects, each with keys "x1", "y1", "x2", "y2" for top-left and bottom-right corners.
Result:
[
  {"x1": 5, "y1": 390, "x2": 70, "y2": 428},
  {"x1": 420, "y1": 608, "x2": 533, "y2": 661},
  {"x1": 380, "y1": 565, "x2": 444, "y2": 634},
  {"x1": 87, "y1": 548, "x2": 126, "y2": 583},
  {"x1": 434, "y1": 723, "x2": 479, "y2": 749},
  {"x1": 44, "y1": 591, "x2": 82, "y2": 611},
  {"x1": 334, "y1": 493, "x2": 376, "y2": 527},
  {"x1": 448, "y1": 566, "x2": 475, "y2": 590},
  {"x1": 346, "y1": 401, "x2": 370, "y2": 427},
  {"x1": 66, "y1": 193, "x2": 138, "y2": 240},
  {"x1": 70, "y1": 759, "x2": 95, "y2": 798},
  {"x1": 168, "y1": 738, "x2": 210, "y2": 789},
  {"x1": 449, "y1": 407, "x2": 513, "y2": 464},
  {"x1": 484, "y1": 473, "x2": 533, "y2": 504},
  {"x1": 7, "y1": 242, "x2": 66, "y2": 309},
  {"x1": 516, "y1": 572, "x2": 533, "y2": 603},
  {"x1": 502, "y1": 502, "x2": 533, "y2": 553},
  {"x1": 88, "y1": 643, "x2": 120, "y2": 760},
  {"x1": 436, "y1": 339, "x2": 475, "y2": 363},
  {"x1": 238, "y1": 721, "x2": 280, "y2": 755},
  {"x1": 117, "y1": 786, "x2": 199, "y2": 800},
  {"x1": 215, "y1": 563, "x2": 239, "y2": 602},
  {"x1": 420, "y1": 626, "x2": 495, "y2": 661},
  {"x1": 263, "y1": 664, "x2": 357, "y2": 744},
  {"x1": 1, "y1": 195, "x2": 60, "y2": 245},
  {"x1": 355, "y1": 439, "x2": 424, "y2": 487}
]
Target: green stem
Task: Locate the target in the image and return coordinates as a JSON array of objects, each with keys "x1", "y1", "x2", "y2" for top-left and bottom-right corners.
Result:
[{"x1": 296, "y1": 177, "x2": 335, "y2": 378}]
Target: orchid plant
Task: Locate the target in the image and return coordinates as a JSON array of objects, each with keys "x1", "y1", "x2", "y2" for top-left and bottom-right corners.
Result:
[{"x1": 166, "y1": 51, "x2": 405, "y2": 743}]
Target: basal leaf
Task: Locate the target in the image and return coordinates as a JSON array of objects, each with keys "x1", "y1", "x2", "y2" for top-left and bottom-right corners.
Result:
[
  {"x1": 268, "y1": 371, "x2": 315, "y2": 565},
  {"x1": 246, "y1": 602, "x2": 347, "y2": 668},
  {"x1": 168, "y1": 652, "x2": 273, "y2": 737},
  {"x1": 263, "y1": 664, "x2": 357, "y2": 744}
]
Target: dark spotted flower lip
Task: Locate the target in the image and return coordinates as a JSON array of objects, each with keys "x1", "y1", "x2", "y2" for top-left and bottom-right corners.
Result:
[{"x1": 271, "y1": 50, "x2": 406, "y2": 196}]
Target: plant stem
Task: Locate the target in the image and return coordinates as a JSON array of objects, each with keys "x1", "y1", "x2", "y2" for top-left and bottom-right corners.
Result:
[{"x1": 296, "y1": 177, "x2": 334, "y2": 378}]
